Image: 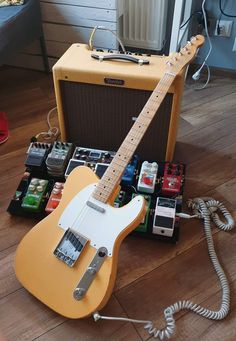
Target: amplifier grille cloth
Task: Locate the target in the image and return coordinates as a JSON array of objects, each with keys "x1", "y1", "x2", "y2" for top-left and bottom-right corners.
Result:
[{"x1": 60, "y1": 81, "x2": 173, "y2": 160}]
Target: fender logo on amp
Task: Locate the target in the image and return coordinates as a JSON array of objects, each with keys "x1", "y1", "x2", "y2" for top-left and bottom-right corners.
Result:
[{"x1": 104, "y1": 78, "x2": 125, "y2": 86}]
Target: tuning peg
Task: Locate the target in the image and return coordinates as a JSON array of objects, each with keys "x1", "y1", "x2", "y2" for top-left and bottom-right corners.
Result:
[
  {"x1": 166, "y1": 61, "x2": 173, "y2": 66},
  {"x1": 190, "y1": 36, "x2": 197, "y2": 43},
  {"x1": 187, "y1": 41, "x2": 192, "y2": 46}
]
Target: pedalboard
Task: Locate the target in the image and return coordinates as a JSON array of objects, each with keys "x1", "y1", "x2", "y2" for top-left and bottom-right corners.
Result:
[{"x1": 8, "y1": 141, "x2": 186, "y2": 243}]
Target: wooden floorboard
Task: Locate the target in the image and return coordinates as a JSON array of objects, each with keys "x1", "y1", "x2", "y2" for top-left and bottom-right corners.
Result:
[{"x1": 0, "y1": 66, "x2": 235, "y2": 340}]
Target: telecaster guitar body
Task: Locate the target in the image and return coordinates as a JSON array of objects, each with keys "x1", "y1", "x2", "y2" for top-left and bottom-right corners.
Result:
[
  {"x1": 15, "y1": 166, "x2": 146, "y2": 318},
  {"x1": 15, "y1": 35, "x2": 204, "y2": 319}
]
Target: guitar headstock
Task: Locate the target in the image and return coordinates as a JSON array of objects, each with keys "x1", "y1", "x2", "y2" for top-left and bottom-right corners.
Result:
[{"x1": 166, "y1": 35, "x2": 205, "y2": 74}]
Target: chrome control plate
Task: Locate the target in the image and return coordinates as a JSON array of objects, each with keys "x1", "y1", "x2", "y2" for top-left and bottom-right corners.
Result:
[{"x1": 73, "y1": 247, "x2": 108, "y2": 300}]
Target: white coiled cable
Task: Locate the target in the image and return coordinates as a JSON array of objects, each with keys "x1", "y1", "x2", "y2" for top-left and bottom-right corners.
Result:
[{"x1": 93, "y1": 197, "x2": 234, "y2": 339}]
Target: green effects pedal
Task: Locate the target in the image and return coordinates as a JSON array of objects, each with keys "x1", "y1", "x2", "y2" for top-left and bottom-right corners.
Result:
[
  {"x1": 132, "y1": 193, "x2": 151, "y2": 233},
  {"x1": 21, "y1": 178, "x2": 48, "y2": 212}
]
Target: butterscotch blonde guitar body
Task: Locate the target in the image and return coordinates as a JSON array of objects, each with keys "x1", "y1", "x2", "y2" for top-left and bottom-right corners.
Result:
[{"x1": 15, "y1": 166, "x2": 146, "y2": 318}]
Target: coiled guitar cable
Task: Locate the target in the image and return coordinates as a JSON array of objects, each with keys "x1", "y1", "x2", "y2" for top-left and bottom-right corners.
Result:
[{"x1": 93, "y1": 197, "x2": 234, "y2": 339}]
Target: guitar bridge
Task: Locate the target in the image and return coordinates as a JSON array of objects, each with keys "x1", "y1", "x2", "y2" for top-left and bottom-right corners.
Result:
[{"x1": 54, "y1": 229, "x2": 88, "y2": 267}]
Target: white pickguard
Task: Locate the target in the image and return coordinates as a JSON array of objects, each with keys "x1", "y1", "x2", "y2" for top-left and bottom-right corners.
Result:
[{"x1": 59, "y1": 184, "x2": 144, "y2": 256}]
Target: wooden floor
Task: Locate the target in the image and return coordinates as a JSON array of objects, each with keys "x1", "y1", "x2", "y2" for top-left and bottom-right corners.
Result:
[{"x1": 0, "y1": 66, "x2": 236, "y2": 341}]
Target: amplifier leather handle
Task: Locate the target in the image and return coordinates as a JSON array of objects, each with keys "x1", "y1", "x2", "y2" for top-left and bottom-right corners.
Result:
[{"x1": 91, "y1": 54, "x2": 150, "y2": 65}]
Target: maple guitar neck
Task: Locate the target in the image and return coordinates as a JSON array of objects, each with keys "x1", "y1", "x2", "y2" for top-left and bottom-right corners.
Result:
[
  {"x1": 92, "y1": 72, "x2": 176, "y2": 203},
  {"x1": 92, "y1": 35, "x2": 205, "y2": 204}
]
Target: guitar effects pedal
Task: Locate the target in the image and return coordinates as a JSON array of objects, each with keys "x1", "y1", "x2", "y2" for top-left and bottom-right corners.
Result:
[
  {"x1": 161, "y1": 163, "x2": 184, "y2": 196},
  {"x1": 72, "y1": 147, "x2": 115, "y2": 163},
  {"x1": 65, "y1": 147, "x2": 115, "y2": 178},
  {"x1": 152, "y1": 197, "x2": 177, "y2": 237},
  {"x1": 122, "y1": 155, "x2": 139, "y2": 185},
  {"x1": 21, "y1": 178, "x2": 48, "y2": 212},
  {"x1": 132, "y1": 193, "x2": 152, "y2": 233},
  {"x1": 46, "y1": 141, "x2": 73, "y2": 177},
  {"x1": 137, "y1": 161, "x2": 158, "y2": 193},
  {"x1": 25, "y1": 142, "x2": 51, "y2": 170},
  {"x1": 113, "y1": 190, "x2": 126, "y2": 208},
  {"x1": 45, "y1": 182, "x2": 64, "y2": 214}
]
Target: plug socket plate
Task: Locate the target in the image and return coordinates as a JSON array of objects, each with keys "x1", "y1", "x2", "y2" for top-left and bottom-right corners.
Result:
[{"x1": 215, "y1": 20, "x2": 233, "y2": 37}]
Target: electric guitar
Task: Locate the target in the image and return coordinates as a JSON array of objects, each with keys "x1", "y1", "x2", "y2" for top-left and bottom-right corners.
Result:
[{"x1": 15, "y1": 35, "x2": 204, "y2": 318}]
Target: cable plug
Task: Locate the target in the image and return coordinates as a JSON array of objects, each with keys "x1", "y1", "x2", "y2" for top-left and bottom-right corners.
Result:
[
  {"x1": 192, "y1": 69, "x2": 201, "y2": 80},
  {"x1": 93, "y1": 312, "x2": 101, "y2": 322},
  {"x1": 176, "y1": 213, "x2": 198, "y2": 219}
]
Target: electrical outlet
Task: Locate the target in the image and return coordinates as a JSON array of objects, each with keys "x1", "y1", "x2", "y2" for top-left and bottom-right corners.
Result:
[
  {"x1": 233, "y1": 37, "x2": 236, "y2": 52},
  {"x1": 214, "y1": 20, "x2": 233, "y2": 37}
]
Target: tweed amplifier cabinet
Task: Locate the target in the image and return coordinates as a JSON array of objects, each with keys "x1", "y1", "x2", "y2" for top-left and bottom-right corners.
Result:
[{"x1": 53, "y1": 44, "x2": 185, "y2": 161}]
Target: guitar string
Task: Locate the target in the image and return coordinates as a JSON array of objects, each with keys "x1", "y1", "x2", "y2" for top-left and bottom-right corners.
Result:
[{"x1": 68, "y1": 73, "x2": 175, "y2": 238}]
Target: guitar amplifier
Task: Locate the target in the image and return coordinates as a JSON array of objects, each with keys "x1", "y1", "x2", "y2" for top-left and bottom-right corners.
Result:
[{"x1": 53, "y1": 44, "x2": 185, "y2": 161}]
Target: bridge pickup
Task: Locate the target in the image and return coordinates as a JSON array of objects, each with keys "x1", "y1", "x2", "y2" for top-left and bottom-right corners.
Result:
[{"x1": 54, "y1": 229, "x2": 88, "y2": 267}]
